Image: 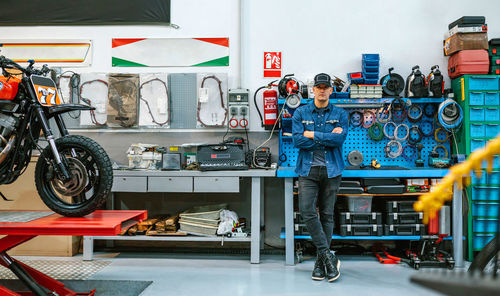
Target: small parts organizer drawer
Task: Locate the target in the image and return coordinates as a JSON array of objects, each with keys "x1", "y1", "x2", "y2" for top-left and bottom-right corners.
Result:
[
  {"x1": 468, "y1": 76, "x2": 500, "y2": 91},
  {"x1": 469, "y1": 107, "x2": 499, "y2": 122},
  {"x1": 469, "y1": 92, "x2": 500, "y2": 106},
  {"x1": 472, "y1": 202, "x2": 500, "y2": 217},
  {"x1": 472, "y1": 186, "x2": 500, "y2": 201},
  {"x1": 470, "y1": 123, "x2": 500, "y2": 138}
]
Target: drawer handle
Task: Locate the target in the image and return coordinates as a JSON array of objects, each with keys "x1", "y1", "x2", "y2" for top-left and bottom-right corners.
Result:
[
  {"x1": 215, "y1": 178, "x2": 218, "y2": 181},
  {"x1": 122, "y1": 178, "x2": 126, "y2": 181},
  {"x1": 168, "y1": 178, "x2": 172, "y2": 181}
]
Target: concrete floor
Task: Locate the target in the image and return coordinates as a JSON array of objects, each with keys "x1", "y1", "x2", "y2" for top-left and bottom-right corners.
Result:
[{"x1": 80, "y1": 253, "x2": 444, "y2": 296}]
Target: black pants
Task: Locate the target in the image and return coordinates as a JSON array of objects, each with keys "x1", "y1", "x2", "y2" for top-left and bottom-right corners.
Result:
[{"x1": 298, "y1": 166, "x2": 341, "y2": 252}]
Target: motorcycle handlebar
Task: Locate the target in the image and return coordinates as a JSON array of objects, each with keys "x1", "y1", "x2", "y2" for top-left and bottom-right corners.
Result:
[{"x1": 0, "y1": 55, "x2": 51, "y2": 76}]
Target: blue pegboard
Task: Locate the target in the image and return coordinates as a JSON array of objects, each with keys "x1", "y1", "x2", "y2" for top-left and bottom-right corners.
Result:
[{"x1": 278, "y1": 102, "x2": 450, "y2": 168}]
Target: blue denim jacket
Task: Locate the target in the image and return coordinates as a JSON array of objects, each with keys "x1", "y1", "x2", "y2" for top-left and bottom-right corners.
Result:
[{"x1": 292, "y1": 102, "x2": 349, "y2": 178}]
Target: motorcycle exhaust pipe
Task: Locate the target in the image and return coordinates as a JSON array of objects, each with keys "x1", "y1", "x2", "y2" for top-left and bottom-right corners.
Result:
[{"x1": 0, "y1": 135, "x2": 16, "y2": 165}]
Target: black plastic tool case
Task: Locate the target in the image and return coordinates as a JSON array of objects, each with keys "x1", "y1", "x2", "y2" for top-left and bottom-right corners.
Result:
[
  {"x1": 386, "y1": 200, "x2": 416, "y2": 213},
  {"x1": 386, "y1": 212, "x2": 424, "y2": 224},
  {"x1": 340, "y1": 212, "x2": 382, "y2": 224},
  {"x1": 340, "y1": 224, "x2": 383, "y2": 236},
  {"x1": 384, "y1": 224, "x2": 426, "y2": 236}
]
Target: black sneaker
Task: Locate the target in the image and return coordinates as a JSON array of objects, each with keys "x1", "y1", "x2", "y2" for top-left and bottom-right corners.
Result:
[
  {"x1": 320, "y1": 250, "x2": 340, "y2": 282},
  {"x1": 312, "y1": 255, "x2": 326, "y2": 281}
]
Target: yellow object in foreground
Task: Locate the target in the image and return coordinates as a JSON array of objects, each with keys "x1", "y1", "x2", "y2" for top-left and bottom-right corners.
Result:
[{"x1": 414, "y1": 136, "x2": 500, "y2": 224}]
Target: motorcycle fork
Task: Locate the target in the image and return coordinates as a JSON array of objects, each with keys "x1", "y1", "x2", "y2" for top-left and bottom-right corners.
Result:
[
  {"x1": 53, "y1": 114, "x2": 77, "y2": 158},
  {"x1": 33, "y1": 105, "x2": 72, "y2": 181}
]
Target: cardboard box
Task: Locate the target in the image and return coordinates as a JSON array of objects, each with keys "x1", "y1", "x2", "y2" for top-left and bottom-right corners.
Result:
[
  {"x1": 1, "y1": 157, "x2": 80, "y2": 256},
  {"x1": 406, "y1": 178, "x2": 429, "y2": 186},
  {"x1": 444, "y1": 32, "x2": 488, "y2": 56}
]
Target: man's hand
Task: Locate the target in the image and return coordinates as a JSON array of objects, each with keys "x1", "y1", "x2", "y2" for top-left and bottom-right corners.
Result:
[
  {"x1": 303, "y1": 131, "x2": 314, "y2": 139},
  {"x1": 332, "y1": 127, "x2": 343, "y2": 134}
]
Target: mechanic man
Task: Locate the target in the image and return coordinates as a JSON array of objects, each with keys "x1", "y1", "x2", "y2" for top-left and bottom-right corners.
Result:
[{"x1": 292, "y1": 73, "x2": 349, "y2": 282}]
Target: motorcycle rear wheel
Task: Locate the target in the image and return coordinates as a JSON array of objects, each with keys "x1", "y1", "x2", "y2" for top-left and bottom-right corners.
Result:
[{"x1": 35, "y1": 135, "x2": 113, "y2": 217}]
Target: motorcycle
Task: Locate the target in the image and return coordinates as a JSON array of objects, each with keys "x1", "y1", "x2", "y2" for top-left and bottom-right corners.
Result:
[{"x1": 0, "y1": 56, "x2": 113, "y2": 217}]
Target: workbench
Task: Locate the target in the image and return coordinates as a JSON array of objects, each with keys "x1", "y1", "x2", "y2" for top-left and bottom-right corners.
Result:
[{"x1": 82, "y1": 169, "x2": 276, "y2": 264}]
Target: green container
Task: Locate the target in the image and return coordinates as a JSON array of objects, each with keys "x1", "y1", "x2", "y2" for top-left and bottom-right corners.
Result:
[{"x1": 451, "y1": 74, "x2": 500, "y2": 261}]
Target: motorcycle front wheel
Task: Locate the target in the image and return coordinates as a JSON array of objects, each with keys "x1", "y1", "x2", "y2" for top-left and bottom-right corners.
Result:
[{"x1": 35, "y1": 135, "x2": 113, "y2": 217}]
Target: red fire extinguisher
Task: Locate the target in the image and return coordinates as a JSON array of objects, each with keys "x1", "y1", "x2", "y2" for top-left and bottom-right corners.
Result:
[{"x1": 254, "y1": 80, "x2": 278, "y2": 130}]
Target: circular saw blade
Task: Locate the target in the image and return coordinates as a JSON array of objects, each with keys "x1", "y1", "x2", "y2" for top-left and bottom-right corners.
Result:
[{"x1": 348, "y1": 150, "x2": 364, "y2": 166}]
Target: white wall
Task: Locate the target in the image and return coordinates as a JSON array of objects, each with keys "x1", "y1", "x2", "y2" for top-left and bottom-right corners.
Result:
[{"x1": 2, "y1": 0, "x2": 499, "y2": 132}]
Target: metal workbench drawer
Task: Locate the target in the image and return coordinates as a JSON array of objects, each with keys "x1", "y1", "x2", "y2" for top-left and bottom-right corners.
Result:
[
  {"x1": 112, "y1": 176, "x2": 147, "y2": 192},
  {"x1": 193, "y1": 177, "x2": 239, "y2": 192},
  {"x1": 148, "y1": 177, "x2": 193, "y2": 192}
]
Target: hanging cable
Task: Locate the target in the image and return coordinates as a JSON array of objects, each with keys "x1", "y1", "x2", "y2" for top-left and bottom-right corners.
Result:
[
  {"x1": 402, "y1": 144, "x2": 417, "y2": 162},
  {"x1": 434, "y1": 127, "x2": 450, "y2": 143},
  {"x1": 139, "y1": 78, "x2": 170, "y2": 126},
  {"x1": 362, "y1": 110, "x2": 376, "y2": 128},
  {"x1": 385, "y1": 140, "x2": 403, "y2": 158},
  {"x1": 394, "y1": 123, "x2": 409, "y2": 142},
  {"x1": 408, "y1": 104, "x2": 423, "y2": 123},
  {"x1": 197, "y1": 75, "x2": 228, "y2": 127},
  {"x1": 79, "y1": 79, "x2": 108, "y2": 126},
  {"x1": 437, "y1": 99, "x2": 463, "y2": 130},
  {"x1": 423, "y1": 103, "x2": 436, "y2": 117},
  {"x1": 383, "y1": 122, "x2": 397, "y2": 139},
  {"x1": 368, "y1": 122, "x2": 384, "y2": 141},
  {"x1": 407, "y1": 125, "x2": 423, "y2": 145},
  {"x1": 349, "y1": 110, "x2": 363, "y2": 127}
]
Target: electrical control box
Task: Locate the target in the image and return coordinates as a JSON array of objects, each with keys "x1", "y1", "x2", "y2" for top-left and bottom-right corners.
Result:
[{"x1": 228, "y1": 89, "x2": 249, "y2": 130}]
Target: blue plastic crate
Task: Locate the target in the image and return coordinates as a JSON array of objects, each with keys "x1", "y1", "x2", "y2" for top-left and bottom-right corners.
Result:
[
  {"x1": 362, "y1": 54, "x2": 380, "y2": 66},
  {"x1": 485, "y1": 107, "x2": 500, "y2": 121},
  {"x1": 362, "y1": 71, "x2": 379, "y2": 79},
  {"x1": 472, "y1": 202, "x2": 500, "y2": 217},
  {"x1": 468, "y1": 76, "x2": 500, "y2": 91},
  {"x1": 363, "y1": 78, "x2": 379, "y2": 85},
  {"x1": 347, "y1": 72, "x2": 364, "y2": 84},
  {"x1": 470, "y1": 124, "x2": 485, "y2": 137},
  {"x1": 470, "y1": 108, "x2": 485, "y2": 121},
  {"x1": 472, "y1": 186, "x2": 500, "y2": 201},
  {"x1": 362, "y1": 64, "x2": 379, "y2": 73},
  {"x1": 485, "y1": 124, "x2": 500, "y2": 138},
  {"x1": 473, "y1": 234, "x2": 495, "y2": 249},
  {"x1": 472, "y1": 172, "x2": 488, "y2": 185},
  {"x1": 334, "y1": 90, "x2": 350, "y2": 98},
  {"x1": 471, "y1": 139, "x2": 486, "y2": 152},
  {"x1": 469, "y1": 92, "x2": 484, "y2": 105},
  {"x1": 474, "y1": 218, "x2": 500, "y2": 233},
  {"x1": 484, "y1": 92, "x2": 500, "y2": 105},
  {"x1": 490, "y1": 171, "x2": 500, "y2": 185}
]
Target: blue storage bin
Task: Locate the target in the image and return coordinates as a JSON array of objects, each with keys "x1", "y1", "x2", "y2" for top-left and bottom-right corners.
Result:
[
  {"x1": 474, "y1": 218, "x2": 500, "y2": 233},
  {"x1": 362, "y1": 71, "x2": 379, "y2": 79},
  {"x1": 468, "y1": 76, "x2": 500, "y2": 91},
  {"x1": 472, "y1": 186, "x2": 500, "y2": 201},
  {"x1": 364, "y1": 78, "x2": 379, "y2": 85},
  {"x1": 471, "y1": 139, "x2": 485, "y2": 151},
  {"x1": 469, "y1": 92, "x2": 484, "y2": 105},
  {"x1": 470, "y1": 124, "x2": 485, "y2": 137},
  {"x1": 485, "y1": 107, "x2": 500, "y2": 121},
  {"x1": 473, "y1": 234, "x2": 495, "y2": 249},
  {"x1": 472, "y1": 202, "x2": 500, "y2": 217},
  {"x1": 333, "y1": 90, "x2": 350, "y2": 99},
  {"x1": 348, "y1": 72, "x2": 364, "y2": 84},
  {"x1": 362, "y1": 64, "x2": 379, "y2": 73},
  {"x1": 362, "y1": 54, "x2": 380, "y2": 66},
  {"x1": 470, "y1": 108, "x2": 485, "y2": 121},
  {"x1": 472, "y1": 172, "x2": 488, "y2": 185},
  {"x1": 485, "y1": 124, "x2": 500, "y2": 138},
  {"x1": 489, "y1": 171, "x2": 500, "y2": 185},
  {"x1": 484, "y1": 92, "x2": 500, "y2": 105}
]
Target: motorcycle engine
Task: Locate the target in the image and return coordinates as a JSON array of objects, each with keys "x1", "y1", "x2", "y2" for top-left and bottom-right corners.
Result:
[{"x1": 0, "y1": 112, "x2": 18, "y2": 147}]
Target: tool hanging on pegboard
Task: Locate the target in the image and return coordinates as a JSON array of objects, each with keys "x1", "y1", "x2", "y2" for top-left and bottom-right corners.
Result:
[{"x1": 278, "y1": 74, "x2": 308, "y2": 109}]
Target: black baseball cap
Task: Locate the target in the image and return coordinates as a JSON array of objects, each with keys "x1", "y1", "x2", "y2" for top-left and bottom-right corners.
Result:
[{"x1": 313, "y1": 73, "x2": 332, "y2": 87}]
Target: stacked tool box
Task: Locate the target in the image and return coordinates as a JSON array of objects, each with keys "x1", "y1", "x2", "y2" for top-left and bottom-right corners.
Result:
[
  {"x1": 339, "y1": 211, "x2": 383, "y2": 236},
  {"x1": 384, "y1": 200, "x2": 426, "y2": 235},
  {"x1": 444, "y1": 16, "x2": 489, "y2": 78}
]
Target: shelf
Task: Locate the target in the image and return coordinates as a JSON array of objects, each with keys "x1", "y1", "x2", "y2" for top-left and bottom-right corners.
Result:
[
  {"x1": 280, "y1": 229, "x2": 455, "y2": 240},
  {"x1": 277, "y1": 97, "x2": 445, "y2": 105},
  {"x1": 89, "y1": 235, "x2": 251, "y2": 242},
  {"x1": 293, "y1": 192, "x2": 423, "y2": 196},
  {"x1": 277, "y1": 167, "x2": 449, "y2": 178}
]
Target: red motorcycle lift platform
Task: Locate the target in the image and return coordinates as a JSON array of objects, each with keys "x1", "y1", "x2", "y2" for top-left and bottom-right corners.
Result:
[{"x1": 0, "y1": 210, "x2": 147, "y2": 296}]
